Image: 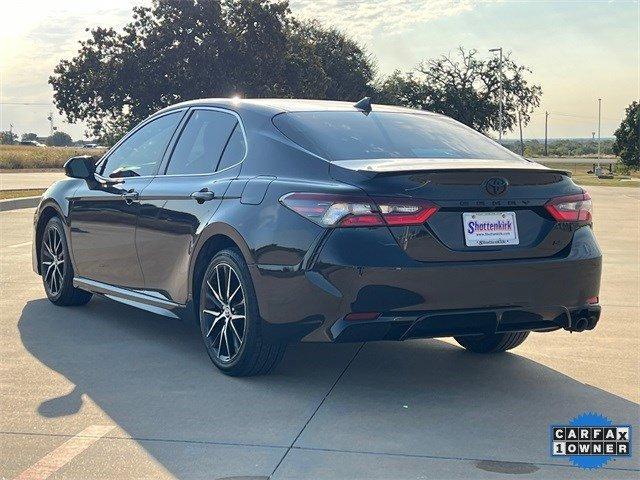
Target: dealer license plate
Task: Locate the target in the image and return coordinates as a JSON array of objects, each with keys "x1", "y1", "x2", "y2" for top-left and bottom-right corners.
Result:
[{"x1": 462, "y1": 211, "x2": 519, "y2": 247}]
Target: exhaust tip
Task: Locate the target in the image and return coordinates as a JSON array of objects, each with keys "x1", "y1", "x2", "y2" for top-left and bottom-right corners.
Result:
[
  {"x1": 573, "y1": 317, "x2": 589, "y2": 332},
  {"x1": 564, "y1": 316, "x2": 589, "y2": 332}
]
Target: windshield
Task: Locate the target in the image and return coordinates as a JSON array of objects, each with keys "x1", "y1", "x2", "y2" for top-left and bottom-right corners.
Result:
[{"x1": 273, "y1": 111, "x2": 521, "y2": 162}]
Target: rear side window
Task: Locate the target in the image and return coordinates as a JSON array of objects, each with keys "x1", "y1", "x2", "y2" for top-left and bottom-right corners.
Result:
[
  {"x1": 217, "y1": 124, "x2": 246, "y2": 171},
  {"x1": 273, "y1": 111, "x2": 520, "y2": 162},
  {"x1": 166, "y1": 109, "x2": 238, "y2": 175}
]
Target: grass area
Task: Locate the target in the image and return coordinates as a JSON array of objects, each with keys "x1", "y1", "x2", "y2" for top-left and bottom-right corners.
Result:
[
  {"x1": 0, "y1": 189, "x2": 46, "y2": 200},
  {"x1": 536, "y1": 161, "x2": 640, "y2": 188},
  {"x1": 0, "y1": 145, "x2": 105, "y2": 170}
]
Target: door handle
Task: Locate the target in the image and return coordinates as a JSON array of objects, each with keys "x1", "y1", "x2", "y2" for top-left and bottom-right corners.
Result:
[
  {"x1": 122, "y1": 189, "x2": 139, "y2": 205},
  {"x1": 190, "y1": 188, "x2": 215, "y2": 203}
]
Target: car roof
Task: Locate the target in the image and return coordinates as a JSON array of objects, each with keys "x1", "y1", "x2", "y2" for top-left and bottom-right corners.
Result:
[{"x1": 156, "y1": 98, "x2": 438, "y2": 117}]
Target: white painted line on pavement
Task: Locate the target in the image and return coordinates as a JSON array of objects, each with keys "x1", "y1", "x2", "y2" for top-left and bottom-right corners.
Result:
[
  {"x1": 13, "y1": 425, "x2": 115, "y2": 480},
  {"x1": 6, "y1": 241, "x2": 32, "y2": 248}
]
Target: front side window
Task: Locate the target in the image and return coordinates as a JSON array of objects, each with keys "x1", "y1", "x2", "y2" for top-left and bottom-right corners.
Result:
[
  {"x1": 166, "y1": 110, "x2": 238, "y2": 175},
  {"x1": 101, "y1": 112, "x2": 182, "y2": 177},
  {"x1": 273, "y1": 111, "x2": 521, "y2": 162}
]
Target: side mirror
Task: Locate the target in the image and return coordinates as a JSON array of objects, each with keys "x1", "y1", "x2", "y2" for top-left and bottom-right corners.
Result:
[{"x1": 64, "y1": 156, "x2": 96, "y2": 180}]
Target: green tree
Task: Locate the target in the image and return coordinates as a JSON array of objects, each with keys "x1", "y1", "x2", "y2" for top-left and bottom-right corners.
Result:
[
  {"x1": 377, "y1": 47, "x2": 542, "y2": 135},
  {"x1": 49, "y1": 0, "x2": 375, "y2": 140},
  {"x1": 295, "y1": 21, "x2": 375, "y2": 100},
  {"x1": 375, "y1": 70, "x2": 428, "y2": 108},
  {"x1": 98, "y1": 116, "x2": 131, "y2": 148},
  {"x1": 46, "y1": 131, "x2": 73, "y2": 146},
  {"x1": 0, "y1": 131, "x2": 17, "y2": 145},
  {"x1": 613, "y1": 101, "x2": 639, "y2": 167},
  {"x1": 21, "y1": 132, "x2": 39, "y2": 141}
]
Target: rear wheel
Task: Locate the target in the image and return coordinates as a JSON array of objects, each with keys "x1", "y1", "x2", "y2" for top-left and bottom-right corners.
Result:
[
  {"x1": 199, "y1": 248, "x2": 286, "y2": 376},
  {"x1": 40, "y1": 217, "x2": 92, "y2": 306},
  {"x1": 454, "y1": 331, "x2": 529, "y2": 353}
]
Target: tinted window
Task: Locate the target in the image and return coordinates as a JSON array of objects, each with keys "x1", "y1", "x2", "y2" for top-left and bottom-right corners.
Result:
[
  {"x1": 166, "y1": 110, "x2": 237, "y2": 175},
  {"x1": 217, "y1": 124, "x2": 246, "y2": 171},
  {"x1": 273, "y1": 111, "x2": 520, "y2": 161},
  {"x1": 102, "y1": 112, "x2": 181, "y2": 177}
]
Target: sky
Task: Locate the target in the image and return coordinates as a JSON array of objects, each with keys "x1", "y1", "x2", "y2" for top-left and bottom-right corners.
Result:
[{"x1": 1, "y1": 0, "x2": 638, "y2": 140}]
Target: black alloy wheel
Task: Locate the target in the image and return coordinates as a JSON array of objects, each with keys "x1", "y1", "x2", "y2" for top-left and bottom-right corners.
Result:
[
  {"x1": 199, "y1": 249, "x2": 286, "y2": 376},
  {"x1": 40, "y1": 217, "x2": 92, "y2": 306}
]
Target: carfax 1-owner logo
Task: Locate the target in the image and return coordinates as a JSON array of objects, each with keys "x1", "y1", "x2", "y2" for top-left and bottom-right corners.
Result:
[{"x1": 551, "y1": 412, "x2": 632, "y2": 469}]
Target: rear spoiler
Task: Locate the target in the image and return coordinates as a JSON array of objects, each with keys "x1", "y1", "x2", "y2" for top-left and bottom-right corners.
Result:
[
  {"x1": 331, "y1": 159, "x2": 572, "y2": 177},
  {"x1": 362, "y1": 167, "x2": 572, "y2": 178}
]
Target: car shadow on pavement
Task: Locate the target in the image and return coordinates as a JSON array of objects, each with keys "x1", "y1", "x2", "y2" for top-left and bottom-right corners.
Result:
[{"x1": 18, "y1": 296, "x2": 640, "y2": 478}]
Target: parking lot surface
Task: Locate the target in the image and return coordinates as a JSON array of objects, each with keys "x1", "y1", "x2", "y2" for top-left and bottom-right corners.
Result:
[{"x1": 1, "y1": 186, "x2": 638, "y2": 479}]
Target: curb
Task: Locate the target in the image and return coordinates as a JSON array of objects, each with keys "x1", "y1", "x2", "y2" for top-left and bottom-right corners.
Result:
[{"x1": 0, "y1": 196, "x2": 41, "y2": 212}]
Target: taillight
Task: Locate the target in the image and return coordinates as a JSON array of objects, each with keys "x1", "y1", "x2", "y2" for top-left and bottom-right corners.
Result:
[
  {"x1": 280, "y1": 193, "x2": 439, "y2": 228},
  {"x1": 545, "y1": 192, "x2": 593, "y2": 222},
  {"x1": 374, "y1": 197, "x2": 439, "y2": 226},
  {"x1": 280, "y1": 193, "x2": 384, "y2": 227}
]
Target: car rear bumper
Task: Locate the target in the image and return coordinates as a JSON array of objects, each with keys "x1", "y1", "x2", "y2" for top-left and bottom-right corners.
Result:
[
  {"x1": 329, "y1": 304, "x2": 601, "y2": 342},
  {"x1": 249, "y1": 225, "x2": 602, "y2": 343}
]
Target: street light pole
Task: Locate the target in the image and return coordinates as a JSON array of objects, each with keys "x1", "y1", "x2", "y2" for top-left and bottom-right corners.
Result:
[{"x1": 489, "y1": 47, "x2": 503, "y2": 141}]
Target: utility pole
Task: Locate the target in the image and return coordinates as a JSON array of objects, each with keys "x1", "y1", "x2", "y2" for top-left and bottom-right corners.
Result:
[
  {"x1": 489, "y1": 47, "x2": 503, "y2": 141},
  {"x1": 544, "y1": 111, "x2": 549, "y2": 156},
  {"x1": 518, "y1": 110, "x2": 524, "y2": 155},
  {"x1": 47, "y1": 111, "x2": 55, "y2": 137},
  {"x1": 597, "y1": 98, "x2": 602, "y2": 163}
]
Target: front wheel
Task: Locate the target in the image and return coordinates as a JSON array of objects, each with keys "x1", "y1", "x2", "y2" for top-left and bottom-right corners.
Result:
[
  {"x1": 454, "y1": 331, "x2": 530, "y2": 353},
  {"x1": 199, "y1": 248, "x2": 286, "y2": 376}
]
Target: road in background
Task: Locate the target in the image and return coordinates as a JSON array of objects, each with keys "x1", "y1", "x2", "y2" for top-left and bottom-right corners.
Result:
[
  {"x1": 0, "y1": 171, "x2": 65, "y2": 190},
  {"x1": 0, "y1": 186, "x2": 638, "y2": 479},
  {"x1": 534, "y1": 157, "x2": 619, "y2": 165}
]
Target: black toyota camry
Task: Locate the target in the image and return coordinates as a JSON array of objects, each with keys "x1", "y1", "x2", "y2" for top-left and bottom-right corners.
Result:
[{"x1": 32, "y1": 98, "x2": 602, "y2": 376}]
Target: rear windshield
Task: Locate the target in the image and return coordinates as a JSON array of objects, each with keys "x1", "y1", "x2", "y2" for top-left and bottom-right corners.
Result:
[{"x1": 272, "y1": 111, "x2": 520, "y2": 161}]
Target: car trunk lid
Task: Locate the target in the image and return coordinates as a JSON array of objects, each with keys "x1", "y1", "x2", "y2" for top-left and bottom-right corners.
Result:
[{"x1": 330, "y1": 158, "x2": 582, "y2": 262}]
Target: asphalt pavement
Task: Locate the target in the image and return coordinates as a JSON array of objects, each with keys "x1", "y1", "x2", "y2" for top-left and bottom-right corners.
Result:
[{"x1": 0, "y1": 186, "x2": 638, "y2": 479}]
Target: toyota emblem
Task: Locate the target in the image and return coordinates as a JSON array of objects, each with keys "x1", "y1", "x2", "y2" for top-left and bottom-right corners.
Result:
[{"x1": 485, "y1": 177, "x2": 509, "y2": 196}]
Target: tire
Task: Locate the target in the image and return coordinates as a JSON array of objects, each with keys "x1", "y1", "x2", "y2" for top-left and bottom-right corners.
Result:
[
  {"x1": 454, "y1": 331, "x2": 530, "y2": 353},
  {"x1": 198, "y1": 248, "x2": 286, "y2": 376},
  {"x1": 40, "y1": 216, "x2": 93, "y2": 306}
]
